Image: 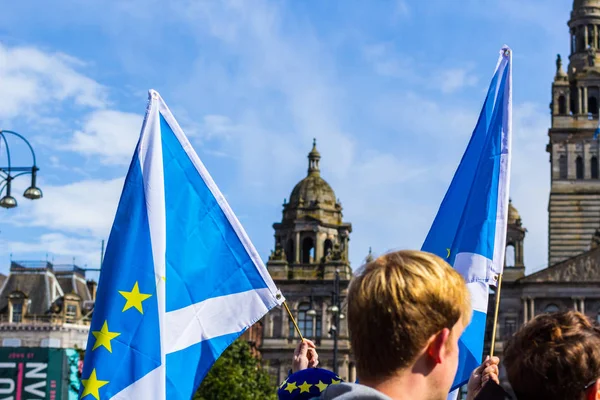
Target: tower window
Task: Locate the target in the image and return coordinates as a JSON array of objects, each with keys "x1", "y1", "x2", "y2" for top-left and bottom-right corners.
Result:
[
  {"x1": 302, "y1": 237, "x2": 315, "y2": 263},
  {"x1": 559, "y1": 155, "x2": 568, "y2": 179},
  {"x1": 589, "y1": 96, "x2": 598, "y2": 115},
  {"x1": 286, "y1": 239, "x2": 294, "y2": 263},
  {"x1": 576, "y1": 156, "x2": 584, "y2": 179},
  {"x1": 505, "y1": 244, "x2": 515, "y2": 268},
  {"x1": 592, "y1": 156, "x2": 599, "y2": 179},
  {"x1": 579, "y1": 28, "x2": 586, "y2": 51},
  {"x1": 588, "y1": 25, "x2": 594, "y2": 48},
  {"x1": 558, "y1": 96, "x2": 567, "y2": 115}
]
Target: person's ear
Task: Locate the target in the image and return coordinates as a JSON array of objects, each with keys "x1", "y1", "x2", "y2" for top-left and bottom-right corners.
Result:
[
  {"x1": 585, "y1": 379, "x2": 600, "y2": 400},
  {"x1": 426, "y1": 328, "x2": 451, "y2": 364}
]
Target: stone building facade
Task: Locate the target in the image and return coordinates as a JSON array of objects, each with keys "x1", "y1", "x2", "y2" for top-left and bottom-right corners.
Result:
[
  {"x1": 259, "y1": 141, "x2": 356, "y2": 384},
  {"x1": 0, "y1": 261, "x2": 96, "y2": 350},
  {"x1": 548, "y1": 0, "x2": 600, "y2": 265},
  {"x1": 485, "y1": 1, "x2": 600, "y2": 393}
]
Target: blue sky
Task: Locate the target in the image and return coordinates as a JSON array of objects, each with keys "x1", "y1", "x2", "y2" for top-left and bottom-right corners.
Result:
[{"x1": 0, "y1": 0, "x2": 572, "y2": 278}]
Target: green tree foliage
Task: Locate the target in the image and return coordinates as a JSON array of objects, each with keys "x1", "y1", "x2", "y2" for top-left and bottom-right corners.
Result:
[{"x1": 194, "y1": 339, "x2": 278, "y2": 400}]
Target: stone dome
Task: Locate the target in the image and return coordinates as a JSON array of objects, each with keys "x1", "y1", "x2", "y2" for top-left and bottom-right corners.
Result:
[
  {"x1": 574, "y1": 0, "x2": 600, "y2": 9},
  {"x1": 288, "y1": 140, "x2": 337, "y2": 209},
  {"x1": 289, "y1": 174, "x2": 337, "y2": 208},
  {"x1": 508, "y1": 199, "x2": 521, "y2": 225}
]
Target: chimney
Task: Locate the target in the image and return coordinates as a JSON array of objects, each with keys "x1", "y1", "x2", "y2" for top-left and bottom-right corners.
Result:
[{"x1": 86, "y1": 280, "x2": 97, "y2": 301}]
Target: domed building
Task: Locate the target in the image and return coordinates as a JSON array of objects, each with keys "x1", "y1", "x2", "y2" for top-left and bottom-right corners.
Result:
[{"x1": 259, "y1": 140, "x2": 354, "y2": 384}]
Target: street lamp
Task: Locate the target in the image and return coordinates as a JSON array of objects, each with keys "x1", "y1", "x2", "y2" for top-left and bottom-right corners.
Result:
[
  {"x1": 328, "y1": 269, "x2": 343, "y2": 374},
  {"x1": 0, "y1": 130, "x2": 42, "y2": 209}
]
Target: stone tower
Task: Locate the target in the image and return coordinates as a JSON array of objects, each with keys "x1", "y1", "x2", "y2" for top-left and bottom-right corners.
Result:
[
  {"x1": 266, "y1": 139, "x2": 352, "y2": 281},
  {"x1": 548, "y1": 0, "x2": 600, "y2": 265},
  {"x1": 503, "y1": 200, "x2": 527, "y2": 282},
  {"x1": 259, "y1": 140, "x2": 354, "y2": 384}
]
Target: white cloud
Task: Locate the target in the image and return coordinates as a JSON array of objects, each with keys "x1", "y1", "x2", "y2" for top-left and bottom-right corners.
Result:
[
  {"x1": 362, "y1": 43, "x2": 416, "y2": 79},
  {"x1": 437, "y1": 67, "x2": 479, "y2": 94},
  {"x1": 9, "y1": 177, "x2": 124, "y2": 238},
  {"x1": 395, "y1": 0, "x2": 410, "y2": 18},
  {"x1": 362, "y1": 43, "x2": 478, "y2": 94},
  {"x1": 0, "y1": 43, "x2": 107, "y2": 120},
  {"x1": 3, "y1": 233, "x2": 102, "y2": 269},
  {"x1": 67, "y1": 109, "x2": 142, "y2": 166}
]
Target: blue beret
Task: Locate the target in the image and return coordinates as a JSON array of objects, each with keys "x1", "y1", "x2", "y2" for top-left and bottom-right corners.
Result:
[{"x1": 278, "y1": 368, "x2": 343, "y2": 400}]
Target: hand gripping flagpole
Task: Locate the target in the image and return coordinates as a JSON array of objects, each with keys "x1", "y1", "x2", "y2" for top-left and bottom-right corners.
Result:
[{"x1": 489, "y1": 273, "x2": 503, "y2": 357}]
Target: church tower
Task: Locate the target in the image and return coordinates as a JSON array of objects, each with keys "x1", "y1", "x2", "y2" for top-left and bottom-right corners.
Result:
[
  {"x1": 548, "y1": 0, "x2": 600, "y2": 265},
  {"x1": 259, "y1": 140, "x2": 354, "y2": 384}
]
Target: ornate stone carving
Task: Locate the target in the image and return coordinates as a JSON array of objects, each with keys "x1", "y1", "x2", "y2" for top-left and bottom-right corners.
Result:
[
  {"x1": 268, "y1": 243, "x2": 287, "y2": 262},
  {"x1": 589, "y1": 47, "x2": 597, "y2": 67},
  {"x1": 521, "y1": 248, "x2": 600, "y2": 282}
]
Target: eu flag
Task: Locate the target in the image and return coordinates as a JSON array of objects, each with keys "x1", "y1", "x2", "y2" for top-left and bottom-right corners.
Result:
[
  {"x1": 80, "y1": 90, "x2": 284, "y2": 400},
  {"x1": 421, "y1": 46, "x2": 512, "y2": 392}
]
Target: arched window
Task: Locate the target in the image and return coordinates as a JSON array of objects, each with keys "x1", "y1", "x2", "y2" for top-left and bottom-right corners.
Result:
[
  {"x1": 286, "y1": 239, "x2": 294, "y2": 263},
  {"x1": 558, "y1": 96, "x2": 567, "y2": 115},
  {"x1": 544, "y1": 304, "x2": 560, "y2": 313},
  {"x1": 589, "y1": 96, "x2": 598, "y2": 115},
  {"x1": 589, "y1": 25, "x2": 595, "y2": 49},
  {"x1": 592, "y1": 157, "x2": 599, "y2": 179},
  {"x1": 572, "y1": 30, "x2": 577, "y2": 53},
  {"x1": 505, "y1": 244, "x2": 515, "y2": 268},
  {"x1": 302, "y1": 237, "x2": 315, "y2": 263},
  {"x1": 579, "y1": 28, "x2": 586, "y2": 51},
  {"x1": 576, "y1": 156, "x2": 584, "y2": 179},
  {"x1": 559, "y1": 154, "x2": 568, "y2": 179}
]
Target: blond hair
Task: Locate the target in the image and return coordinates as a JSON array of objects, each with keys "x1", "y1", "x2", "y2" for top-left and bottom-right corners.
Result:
[{"x1": 347, "y1": 250, "x2": 471, "y2": 381}]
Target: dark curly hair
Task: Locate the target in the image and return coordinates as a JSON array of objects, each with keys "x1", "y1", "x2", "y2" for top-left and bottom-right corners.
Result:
[{"x1": 504, "y1": 311, "x2": 600, "y2": 400}]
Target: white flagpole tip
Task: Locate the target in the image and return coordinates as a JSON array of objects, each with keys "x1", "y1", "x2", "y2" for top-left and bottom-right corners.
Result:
[
  {"x1": 501, "y1": 45, "x2": 512, "y2": 57},
  {"x1": 148, "y1": 89, "x2": 160, "y2": 100}
]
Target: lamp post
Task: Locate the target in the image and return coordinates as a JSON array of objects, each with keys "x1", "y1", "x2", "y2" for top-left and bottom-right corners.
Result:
[
  {"x1": 328, "y1": 269, "x2": 343, "y2": 374},
  {"x1": 0, "y1": 130, "x2": 42, "y2": 209}
]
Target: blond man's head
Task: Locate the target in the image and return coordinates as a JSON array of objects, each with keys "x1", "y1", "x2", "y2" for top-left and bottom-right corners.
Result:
[{"x1": 347, "y1": 250, "x2": 471, "y2": 382}]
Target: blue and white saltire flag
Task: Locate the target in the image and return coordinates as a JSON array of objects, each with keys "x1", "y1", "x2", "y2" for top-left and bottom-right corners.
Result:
[
  {"x1": 421, "y1": 46, "x2": 512, "y2": 395},
  {"x1": 80, "y1": 90, "x2": 284, "y2": 400}
]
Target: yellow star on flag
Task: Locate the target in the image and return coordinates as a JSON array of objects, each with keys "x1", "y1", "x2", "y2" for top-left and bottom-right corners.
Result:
[
  {"x1": 316, "y1": 380, "x2": 329, "y2": 392},
  {"x1": 299, "y1": 381, "x2": 312, "y2": 393},
  {"x1": 80, "y1": 369, "x2": 109, "y2": 400},
  {"x1": 446, "y1": 248, "x2": 451, "y2": 258},
  {"x1": 331, "y1": 379, "x2": 341, "y2": 385},
  {"x1": 119, "y1": 282, "x2": 152, "y2": 314},
  {"x1": 285, "y1": 382, "x2": 298, "y2": 393},
  {"x1": 91, "y1": 321, "x2": 121, "y2": 352}
]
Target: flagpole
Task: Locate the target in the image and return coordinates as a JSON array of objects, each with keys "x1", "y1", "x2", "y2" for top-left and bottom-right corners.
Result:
[
  {"x1": 489, "y1": 273, "x2": 504, "y2": 357},
  {"x1": 283, "y1": 301, "x2": 305, "y2": 341}
]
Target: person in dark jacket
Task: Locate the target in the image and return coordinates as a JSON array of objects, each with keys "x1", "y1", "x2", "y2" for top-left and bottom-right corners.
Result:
[{"x1": 503, "y1": 311, "x2": 600, "y2": 400}]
